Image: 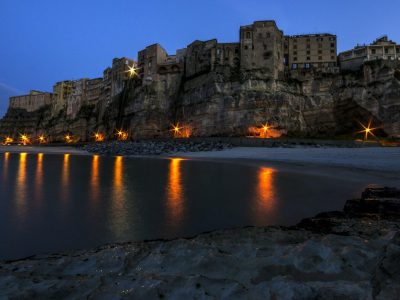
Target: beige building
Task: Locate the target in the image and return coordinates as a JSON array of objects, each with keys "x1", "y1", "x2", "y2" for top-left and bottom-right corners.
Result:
[
  {"x1": 9, "y1": 90, "x2": 52, "y2": 112},
  {"x1": 138, "y1": 44, "x2": 186, "y2": 84},
  {"x1": 52, "y1": 80, "x2": 73, "y2": 117},
  {"x1": 86, "y1": 78, "x2": 102, "y2": 105},
  {"x1": 284, "y1": 34, "x2": 337, "y2": 71},
  {"x1": 66, "y1": 79, "x2": 89, "y2": 119},
  {"x1": 339, "y1": 36, "x2": 400, "y2": 70},
  {"x1": 240, "y1": 21, "x2": 285, "y2": 78}
]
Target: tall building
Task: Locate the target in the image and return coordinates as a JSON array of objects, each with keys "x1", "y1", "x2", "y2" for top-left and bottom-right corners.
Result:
[
  {"x1": 339, "y1": 36, "x2": 400, "y2": 70},
  {"x1": 284, "y1": 34, "x2": 337, "y2": 71},
  {"x1": 239, "y1": 21, "x2": 285, "y2": 78}
]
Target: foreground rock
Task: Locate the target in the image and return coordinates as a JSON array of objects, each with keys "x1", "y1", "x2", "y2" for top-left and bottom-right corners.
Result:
[
  {"x1": 82, "y1": 140, "x2": 232, "y2": 156},
  {"x1": 1, "y1": 188, "x2": 400, "y2": 299}
]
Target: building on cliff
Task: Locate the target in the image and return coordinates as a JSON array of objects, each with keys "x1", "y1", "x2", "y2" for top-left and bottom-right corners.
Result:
[
  {"x1": 240, "y1": 21, "x2": 285, "y2": 78},
  {"x1": 9, "y1": 90, "x2": 52, "y2": 113},
  {"x1": 284, "y1": 34, "x2": 337, "y2": 72},
  {"x1": 339, "y1": 36, "x2": 400, "y2": 70}
]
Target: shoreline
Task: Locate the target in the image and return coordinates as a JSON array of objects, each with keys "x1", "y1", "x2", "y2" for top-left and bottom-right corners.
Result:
[{"x1": 2, "y1": 144, "x2": 399, "y2": 176}]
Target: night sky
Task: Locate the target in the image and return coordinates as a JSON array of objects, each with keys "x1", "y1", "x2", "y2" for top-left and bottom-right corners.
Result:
[{"x1": 1, "y1": 0, "x2": 399, "y2": 117}]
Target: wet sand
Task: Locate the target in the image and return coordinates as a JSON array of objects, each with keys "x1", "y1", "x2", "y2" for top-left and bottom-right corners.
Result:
[{"x1": 0, "y1": 145, "x2": 88, "y2": 155}]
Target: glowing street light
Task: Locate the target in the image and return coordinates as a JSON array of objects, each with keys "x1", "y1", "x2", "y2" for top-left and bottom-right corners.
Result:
[
  {"x1": 357, "y1": 120, "x2": 379, "y2": 141},
  {"x1": 20, "y1": 134, "x2": 30, "y2": 145},
  {"x1": 125, "y1": 64, "x2": 140, "y2": 78},
  {"x1": 65, "y1": 134, "x2": 73, "y2": 143},
  {"x1": 171, "y1": 123, "x2": 182, "y2": 137},
  {"x1": 94, "y1": 132, "x2": 104, "y2": 142},
  {"x1": 261, "y1": 123, "x2": 274, "y2": 138},
  {"x1": 116, "y1": 130, "x2": 128, "y2": 141},
  {"x1": 3, "y1": 137, "x2": 14, "y2": 145},
  {"x1": 38, "y1": 135, "x2": 46, "y2": 144}
]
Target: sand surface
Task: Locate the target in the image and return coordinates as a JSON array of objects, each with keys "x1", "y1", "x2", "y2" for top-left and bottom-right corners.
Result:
[
  {"x1": 173, "y1": 146, "x2": 400, "y2": 174},
  {"x1": 0, "y1": 145, "x2": 88, "y2": 155}
]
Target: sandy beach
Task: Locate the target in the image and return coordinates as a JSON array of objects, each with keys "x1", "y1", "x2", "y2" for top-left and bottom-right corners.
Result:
[
  {"x1": 2, "y1": 145, "x2": 399, "y2": 175},
  {"x1": 0, "y1": 145, "x2": 88, "y2": 155}
]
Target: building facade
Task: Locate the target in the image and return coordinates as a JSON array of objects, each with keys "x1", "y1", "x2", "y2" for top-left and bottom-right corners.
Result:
[
  {"x1": 9, "y1": 90, "x2": 52, "y2": 112},
  {"x1": 239, "y1": 21, "x2": 285, "y2": 78},
  {"x1": 339, "y1": 36, "x2": 400, "y2": 70},
  {"x1": 284, "y1": 34, "x2": 337, "y2": 71}
]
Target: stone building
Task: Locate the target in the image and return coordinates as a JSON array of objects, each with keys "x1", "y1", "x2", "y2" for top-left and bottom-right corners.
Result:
[
  {"x1": 239, "y1": 21, "x2": 285, "y2": 79},
  {"x1": 284, "y1": 34, "x2": 337, "y2": 71},
  {"x1": 9, "y1": 90, "x2": 52, "y2": 112},
  {"x1": 66, "y1": 79, "x2": 88, "y2": 119},
  {"x1": 212, "y1": 43, "x2": 240, "y2": 69},
  {"x1": 86, "y1": 78, "x2": 102, "y2": 105},
  {"x1": 339, "y1": 36, "x2": 400, "y2": 70},
  {"x1": 138, "y1": 44, "x2": 186, "y2": 85},
  {"x1": 99, "y1": 57, "x2": 135, "y2": 108},
  {"x1": 52, "y1": 80, "x2": 73, "y2": 117}
]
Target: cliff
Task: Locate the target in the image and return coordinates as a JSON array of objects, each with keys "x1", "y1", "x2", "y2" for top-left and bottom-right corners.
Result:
[{"x1": 1, "y1": 60, "x2": 399, "y2": 141}]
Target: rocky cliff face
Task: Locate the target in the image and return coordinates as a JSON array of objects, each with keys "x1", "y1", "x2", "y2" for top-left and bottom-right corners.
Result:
[{"x1": 1, "y1": 60, "x2": 399, "y2": 141}]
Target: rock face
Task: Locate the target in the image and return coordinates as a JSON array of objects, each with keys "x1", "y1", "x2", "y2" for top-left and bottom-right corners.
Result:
[
  {"x1": 1, "y1": 188, "x2": 400, "y2": 299},
  {"x1": 1, "y1": 60, "x2": 400, "y2": 141}
]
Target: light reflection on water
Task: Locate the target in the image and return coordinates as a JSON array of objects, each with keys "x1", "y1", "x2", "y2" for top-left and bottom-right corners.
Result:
[
  {"x1": 61, "y1": 154, "x2": 70, "y2": 202},
  {"x1": 0, "y1": 152, "x2": 392, "y2": 260},
  {"x1": 166, "y1": 158, "x2": 185, "y2": 229},
  {"x1": 15, "y1": 153, "x2": 27, "y2": 220},
  {"x1": 90, "y1": 155, "x2": 100, "y2": 202},
  {"x1": 35, "y1": 153, "x2": 44, "y2": 203},
  {"x1": 255, "y1": 167, "x2": 276, "y2": 225}
]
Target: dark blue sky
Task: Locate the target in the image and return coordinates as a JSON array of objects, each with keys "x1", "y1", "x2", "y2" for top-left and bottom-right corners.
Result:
[{"x1": 1, "y1": 0, "x2": 399, "y2": 116}]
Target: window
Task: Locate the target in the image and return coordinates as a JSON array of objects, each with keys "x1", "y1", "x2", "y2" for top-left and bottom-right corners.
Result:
[
  {"x1": 331, "y1": 49, "x2": 335, "y2": 54},
  {"x1": 371, "y1": 49, "x2": 376, "y2": 54},
  {"x1": 244, "y1": 45, "x2": 248, "y2": 50},
  {"x1": 293, "y1": 45, "x2": 297, "y2": 50},
  {"x1": 235, "y1": 48, "x2": 239, "y2": 54},
  {"x1": 293, "y1": 39, "x2": 297, "y2": 43},
  {"x1": 305, "y1": 63, "x2": 310, "y2": 69},
  {"x1": 397, "y1": 48, "x2": 400, "y2": 53},
  {"x1": 266, "y1": 33, "x2": 271, "y2": 38},
  {"x1": 292, "y1": 63, "x2": 298, "y2": 69},
  {"x1": 307, "y1": 44, "x2": 310, "y2": 49},
  {"x1": 318, "y1": 50, "x2": 322, "y2": 54},
  {"x1": 385, "y1": 48, "x2": 389, "y2": 54},
  {"x1": 258, "y1": 33, "x2": 262, "y2": 38},
  {"x1": 306, "y1": 38, "x2": 310, "y2": 42},
  {"x1": 307, "y1": 50, "x2": 310, "y2": 55},
  {"x1": 331, "y1": 43, "x2": 335, "y2": 48},
  {"x1": 318, "y1": 43, "x2": 322, "y2": 48},
  {"x1": 246, "y1": 32, "x2": 251, "y2": 39},
  {"x1": 307, "y1": 57, "x2": 310, "y2": 61},
  {"x1": 331, "y1": 56, "x2": 335, "y2": 60},
  {"x1": 263, "y1": 44, "x2": 267, "y2": 50},
  {"x1": 319, "y1": 56, "x2": 322, "y2": 60},
  {"x1": 294, "y1": 57, "x2": 297, "y2": 61},
  {"x1": 293, "y1": 51, "x2": 297, "y2": 55}
]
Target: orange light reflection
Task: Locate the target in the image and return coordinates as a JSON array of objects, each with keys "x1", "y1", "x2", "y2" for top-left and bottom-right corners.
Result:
[
  {"x1": 111, "y1": 156, "x2": 127, "y2": 239},
  {"x1": 35, "y1": 153, "x2": 44, "y2": 203},
  {"x1": 166, "y1": 158, "x2": 185, "y2": 229},
  {"x1": 3, "y1": 152, "x2": 9, "y2": 183},
  {"x1": 90, "y1": 155, "x2": 100, "y2": 201},
  {"x1": 255, "y1": 167, "x2": 276, "y2": 225},
  {"x1": 61, "y1": 154, "x2": 70, "y2": 201},
  {"x1": 15, "y1": 153, "x2": 28, "y2": 220}
]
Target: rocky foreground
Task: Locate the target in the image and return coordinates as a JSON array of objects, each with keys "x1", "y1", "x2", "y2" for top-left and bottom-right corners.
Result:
[
  {"x1": 1, "y1": 188, "x2": 400, "y2": 299},
  {"x1": 82, "y1": 140, "x2": 233, "y2": 156}
]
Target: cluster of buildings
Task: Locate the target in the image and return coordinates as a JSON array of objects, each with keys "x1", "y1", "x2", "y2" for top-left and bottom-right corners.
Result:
[{"x1": 7, "y1": 21, "x2": 400, "y2": 117}]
